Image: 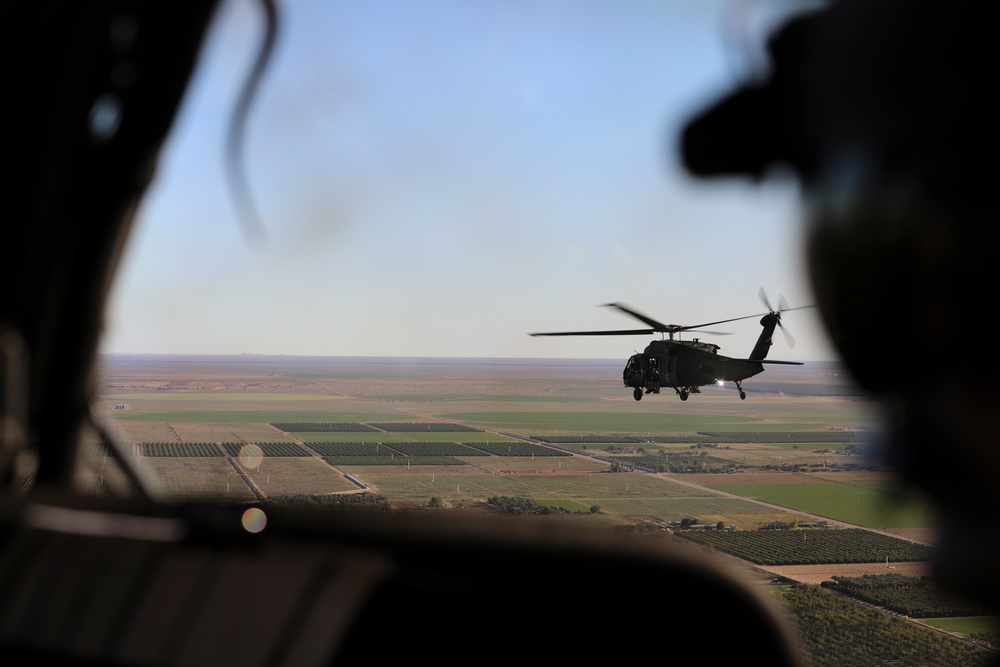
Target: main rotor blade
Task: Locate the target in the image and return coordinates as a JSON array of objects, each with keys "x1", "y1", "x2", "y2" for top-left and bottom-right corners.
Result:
[
  {"x1": 605, "y1": 303, "x2": 757, "y2": 333},
  {"x1": 685, "y1": 329, "x2": 733, "y2": 336},
  {"x1": 602, "y1": 303, "x2": 671, "y2": 331},
  {"x1": 578, "y1": 300, "x2": 816, "y2": 340},
  {"x1": 529, "y1": 329, "x2": 655, "y2": 337},
  {"x1": 714, "y1": 303, "x2": 815, "y2": 326},
  {"x1": 685, "y1": 303, "x2": 815, "y2": 337},
  {"x1": 683, "y1": 313, "x2": 767, "y2": 330}
]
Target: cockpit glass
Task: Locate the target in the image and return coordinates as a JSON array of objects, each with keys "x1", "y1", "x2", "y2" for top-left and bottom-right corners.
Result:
[{"x1": 93, "y1": 0, "x2": 893, "y2": 576}]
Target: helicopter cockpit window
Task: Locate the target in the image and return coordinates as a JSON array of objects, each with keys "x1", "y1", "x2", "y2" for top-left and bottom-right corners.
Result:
[{"x1": 92, "y1": 1, "x2": 830, "y2": 506}]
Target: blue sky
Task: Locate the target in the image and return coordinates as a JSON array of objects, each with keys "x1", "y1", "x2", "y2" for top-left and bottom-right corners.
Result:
[{"x1": 102, "y1": 0, "x2": 834, "y2": 360}]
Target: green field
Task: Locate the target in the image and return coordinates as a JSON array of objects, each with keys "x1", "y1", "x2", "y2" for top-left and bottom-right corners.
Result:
[
  {"x1": 709, "y1": 482, "x2": 933, "y2": 528},
  {"x1": 923, "y1": 616, "x2": 1000, "y2": 637},
  {"x1": 434, "y1": 411, "x2": 765, "y2": 432},
  {"x1": 539, "y1": 499, "x2": 594, "y2": 512},
  {"x1": 681, "y1": 529, "x2": 935, "y2": 565},
  {"x1": 355, "y1": 469, "x2": 719, "y2": 503},
  {"x1": 587, "y1": 497, "x2": 804, "y2": 527},
  {"x1": 755, "y1": 441, "x2": 858, "y2": 451}
]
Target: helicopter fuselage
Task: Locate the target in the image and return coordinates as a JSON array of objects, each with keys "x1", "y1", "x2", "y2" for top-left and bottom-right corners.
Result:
[
  {"x1": 530, "y1": 298, "x2": 804, "y2": 401},
  {"x1": 623, "y1": 339, "x2": 765, "y2": 400}
]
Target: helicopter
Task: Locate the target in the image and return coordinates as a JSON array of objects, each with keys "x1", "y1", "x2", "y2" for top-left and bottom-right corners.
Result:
[{"x1": 531, "y1": 290, "x2": 811, "y2": 401}]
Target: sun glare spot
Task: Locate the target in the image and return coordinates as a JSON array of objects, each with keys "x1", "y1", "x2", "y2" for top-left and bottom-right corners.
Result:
[
  {"x1": 239, "y1": 443, "x2": 264, "y2": 468},
  {"x1": 242, "y1": 507, "x2": 267, "y2": 534}
]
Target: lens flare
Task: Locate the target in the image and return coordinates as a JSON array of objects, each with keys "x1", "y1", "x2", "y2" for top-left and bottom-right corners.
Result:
[
  {"x1": 242, "y1": 507, "x2": 267, "y2": 534},
  {"x1": 239, "y1": 443, "x2": 264, "y2": 468}
]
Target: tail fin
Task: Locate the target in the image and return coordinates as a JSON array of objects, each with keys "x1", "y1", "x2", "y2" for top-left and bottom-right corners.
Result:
[{"x1": 749, "y1": 313, "x2": 780, "y2": 360}]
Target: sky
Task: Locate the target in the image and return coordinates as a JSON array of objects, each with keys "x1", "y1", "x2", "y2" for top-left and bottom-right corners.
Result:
[{"x1": 101, "y1": 0, "x2": 835, "y2": 361}]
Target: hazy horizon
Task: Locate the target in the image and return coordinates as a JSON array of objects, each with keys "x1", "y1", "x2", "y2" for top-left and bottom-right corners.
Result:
[{"x1": 98, "y1": 351, "x2": 843, "y2": 364}]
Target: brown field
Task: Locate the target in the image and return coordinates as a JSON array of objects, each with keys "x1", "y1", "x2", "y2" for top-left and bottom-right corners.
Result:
[
  {"x1": 139, "y1": 458, "x2": 258, "y2": 502},
  {"x1": 243, "y1": 458, "x2": 360, "y2": 495},
  {"x1": 813, "y1": 471, "x2": 899, "y2": 483},
  {"x1": 710, "y1": 446, "x2": 860, "y2": 469},
  {"x1": 464, "y1": 455, "x2": 606, "y2": 474},
  {"x1": 686, "y1": 472, "x2": 833, "y2": 486},
  {"x1": 883, "y1": 527, "x2": 940, "y2": 544},
  {"x1": 763, "y1": 561, "x2": 931, "y2": 585}
]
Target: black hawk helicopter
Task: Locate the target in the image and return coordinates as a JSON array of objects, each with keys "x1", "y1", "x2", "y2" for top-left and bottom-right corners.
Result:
[{"x1": 531, "y1": 291, "x2": 811, "y2": 401}]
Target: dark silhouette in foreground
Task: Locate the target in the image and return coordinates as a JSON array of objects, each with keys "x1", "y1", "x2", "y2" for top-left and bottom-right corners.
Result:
[{"x1": 683, "y1": 0, "x2": 1000, "y2": 616}]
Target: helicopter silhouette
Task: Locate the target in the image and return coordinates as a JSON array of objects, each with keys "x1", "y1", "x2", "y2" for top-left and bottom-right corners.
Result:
[{"x1": 531, "y1": 290, "x2": 811, "y2": 401}]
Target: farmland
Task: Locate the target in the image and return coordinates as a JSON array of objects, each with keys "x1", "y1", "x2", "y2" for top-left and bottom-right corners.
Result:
[
  {"x1": 93, "y1": 354, "x2": 999, "y2": 662},
  {"x1": 95, "y1": 355, "x2": 900, "y2": 531},
  {"x1": 96, "y1": 355, "x2": 886, "y2": 523},
  {"x1": 96, "y1": 355, "x2": 937, "y2": 548},
  {"x1": 678, "y1": 528, "x2": 935, "y2": 565},
  {"x1": 782, "y1": 585, "x2": 994, "y2": 666}
]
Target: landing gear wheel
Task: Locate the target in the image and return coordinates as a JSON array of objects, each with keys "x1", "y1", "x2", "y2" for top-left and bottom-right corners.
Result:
[
  {"x1": 739, "y1": 391, "x2": 746, "y2": 400},
  {"x1": 679, "y1": 390, "x2": 689, "y2": 401},
  {"x1": 633, "y1": 387, "x2": 642, "y2": 401}
]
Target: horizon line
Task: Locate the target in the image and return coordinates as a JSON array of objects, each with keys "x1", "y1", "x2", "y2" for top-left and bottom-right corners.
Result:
[{"x1": 98, "y1": 351, "x2": 842, "y2": 363}]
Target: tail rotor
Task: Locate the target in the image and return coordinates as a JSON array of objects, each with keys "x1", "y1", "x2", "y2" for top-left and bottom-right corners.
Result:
[{"x1": 758, "y1": 287, "x2": 798, "y2": 349}]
